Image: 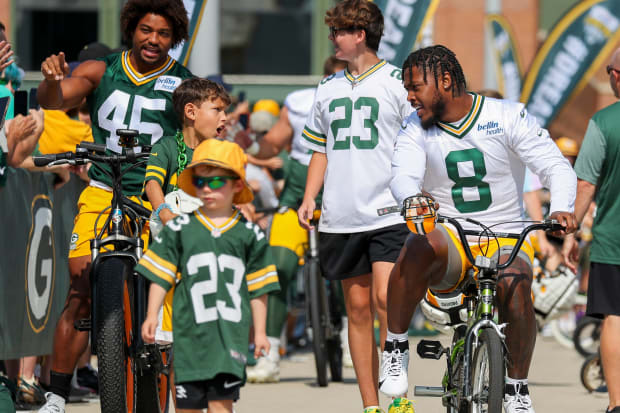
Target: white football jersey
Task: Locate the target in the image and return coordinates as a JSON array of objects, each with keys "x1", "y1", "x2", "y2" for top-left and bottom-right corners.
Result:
[
  {"x1": 302, "y1": 60, "x2": 412, "y2": 233},
  {"x1": 391, "y1": 94, "x2": 576, "y2": 233},
  {"x1": 285, "y1": 87, "x2": 315, "y2": 166}
]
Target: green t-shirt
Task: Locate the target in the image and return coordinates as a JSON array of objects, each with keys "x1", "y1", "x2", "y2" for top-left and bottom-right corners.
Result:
[
  {"x1": 135, "y1": 210, "x2": 280, "y2": 383},
  {"x1": 144, "y1": 135, "x2": 194, "y2": 195},
  {"x1": 575, "y1": 101, "x2": 620, "y2": 265},
  {"x1": 87, "y1": 51, "x2": 193, "y2": 195}
]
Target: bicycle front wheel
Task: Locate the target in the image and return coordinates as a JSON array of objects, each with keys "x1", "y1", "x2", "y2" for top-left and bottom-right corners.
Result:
[
  {"x1": 305, "y1": 257, "x2": 328, "y2": 387},
  {"x1": 573, "y1": 317, "x2": 601, "y2": 358},
  {"x1": 94, "y1": 257, "x2": 136, "y2": 413},
  {"x1": 470, "y1": 329, "x2": 504, "y2": 413}
]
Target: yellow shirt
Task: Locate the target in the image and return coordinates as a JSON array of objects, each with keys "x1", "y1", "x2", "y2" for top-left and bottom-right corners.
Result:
[{"x1": 37, "y1": 109, "x2": 93, "y2": 154}]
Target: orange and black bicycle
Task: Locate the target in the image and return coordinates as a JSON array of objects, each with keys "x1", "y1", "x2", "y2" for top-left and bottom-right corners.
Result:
[{"x1": 34, "y1": 129, "x2": 170, "y2": 413}]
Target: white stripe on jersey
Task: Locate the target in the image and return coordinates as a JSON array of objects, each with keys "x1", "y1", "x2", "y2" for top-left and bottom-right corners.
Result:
[
  {"x1": 391, "y1": 95, "x2": 575, "y2": 233},
  {"x1": 301, "y1": 60, "x2": 413, "y2": 233}
]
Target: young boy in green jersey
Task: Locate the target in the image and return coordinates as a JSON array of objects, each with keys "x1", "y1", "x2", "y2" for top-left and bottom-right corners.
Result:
[
  {"x1": 138, "y1": 139, "x2": 279, "y2": 413},
  {"x1": 144, "y1": 77, "x2": 231, "y2": 228}
]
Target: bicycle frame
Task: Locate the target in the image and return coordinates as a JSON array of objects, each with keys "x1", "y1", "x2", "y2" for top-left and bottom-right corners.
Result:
[{"x1": 418, "y1": 215, "x2": 563, "y2": 408}]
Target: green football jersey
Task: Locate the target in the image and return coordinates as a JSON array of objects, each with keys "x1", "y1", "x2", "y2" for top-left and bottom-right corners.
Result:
[
  {"x1": 135, "y1": 209, "x2": 280, "y2": 383},
  {"x1": 87, "y1": 51, "x2": 193, "y2": 195},
  {"x1": 144, "y1": 136, "x2": 194, "y2": 195}
]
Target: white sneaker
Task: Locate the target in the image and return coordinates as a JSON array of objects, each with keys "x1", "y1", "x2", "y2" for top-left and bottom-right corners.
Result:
[
  {"x1": 379, "y1": 340, "x2": 409, "y2": 397},
  {"x1": 247, "y1": 336, "x2": 280, "y2": 383},
  {"x1": 38, "y1": 392, "x2": 65, "y2": 413},
  {"x1": 340, "y1": 317, "x2": 353, "y2": 368},
  {"x1": 503, "y1": 383, "x2": 535, "y2": 413},
  {"x1": 246, "y1": 356, "x2": 280, "y2": 383}
]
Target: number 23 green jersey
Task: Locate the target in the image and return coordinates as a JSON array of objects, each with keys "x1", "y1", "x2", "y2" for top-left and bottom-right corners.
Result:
[
  {"x1": 135, "y1": 209, "x2": 280, "y2": 383},
  {"x1": 87, "y1": 51, "x2": 193, "y2": 195}
]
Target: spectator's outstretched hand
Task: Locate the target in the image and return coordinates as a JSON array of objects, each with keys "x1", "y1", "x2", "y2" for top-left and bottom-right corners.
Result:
[
  {"x1": 41, "y1": 51, "x2": 70, "y2": 81},
  {"x1": 0, "y1": 41, "x2": 14, "y2": 70}
]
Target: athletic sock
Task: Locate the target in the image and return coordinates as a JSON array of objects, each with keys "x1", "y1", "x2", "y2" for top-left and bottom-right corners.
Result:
[
  {"x1": 505, "y1": 376, "x2": 528, "y2": 395},
  {"x1": 363, "y1": 405, "x2": 381, "y2": 412},
  {"x1": 49, "y1": 371, "x2": 73, "y2": 401},
  {"x1": 387, "y1": 329, "x2": 409, "y2": 343}
]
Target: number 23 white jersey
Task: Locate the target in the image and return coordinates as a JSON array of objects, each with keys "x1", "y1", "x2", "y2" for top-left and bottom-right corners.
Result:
[
  {"x1": 302, "y1": 60, "x2": 412, "y2": 233},
  {"x1": 391, "y1": 94, "x2": 576, "y2": 233}
]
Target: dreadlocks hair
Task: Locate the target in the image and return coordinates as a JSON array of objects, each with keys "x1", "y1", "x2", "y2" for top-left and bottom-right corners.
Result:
[
  {"x1": 402, "y1": 45, "x2": 467, "y2": 97},
  {"x1": 120, "y1": 0, "x2": 189, "y2": 49}
]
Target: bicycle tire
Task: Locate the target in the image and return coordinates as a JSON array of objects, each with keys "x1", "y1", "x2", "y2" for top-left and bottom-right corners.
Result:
[
  {"x1": 445, "y1": 325, "x2": 468, "y2": 413},
  {"x1": 580, "y1": 353, "x2": 606, "y2": 393},
  {"x1": 326, "y1": 282, "x2": 343, "y2": 382},
  {"x1": 136, "y1": 368, "x2": 169, "y2": 412},
  {"x1": 549, "y1": 318, "x2": 575, "y2": 350},
  {"x1": 305, "y1": 257, "x2": 328, "y2": 387},
  {"x1": 326, "y1": 338, "x2": 343, "y2": 382},
  {"x1": 470, "y1": 329, "x2": 504, "y2": 413},
  {"x1": 573, "y1": 317, "x2": 601, "y2": 358},
  {"x1": 94, "y1": 257, "x2": 136, "y2": 413}
]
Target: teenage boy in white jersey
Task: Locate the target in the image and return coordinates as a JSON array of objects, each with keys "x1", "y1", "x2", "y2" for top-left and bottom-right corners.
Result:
[
  {"x1": 297, "y1": 1, "x2": 412, "y2": 412},
  {"x1": 380, "y1": 45, "x2": 577, "y2": 413}
]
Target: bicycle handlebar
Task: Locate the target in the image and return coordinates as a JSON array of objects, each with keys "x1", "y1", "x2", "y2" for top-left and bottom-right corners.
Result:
[
  {"x1": 33, "y1": 142, "x2": 150, "y2": 167},
  {"x1": 437, "y1": 215, "x2": 565, "y2": 271}
]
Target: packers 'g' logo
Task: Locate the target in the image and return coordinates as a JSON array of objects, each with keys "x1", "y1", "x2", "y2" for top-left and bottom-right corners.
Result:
[{"x1": 25, "y1": 195, "x2": 55, "y2": 333}]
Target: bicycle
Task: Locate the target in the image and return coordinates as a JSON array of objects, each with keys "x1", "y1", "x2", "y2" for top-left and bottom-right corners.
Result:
[
  {"x1": 411, "y1": 210, "x2": 563, "y2": 412},
  {"x1": 34, "y1": 129, "x2": 170, "y2": 413},
  {"x1": 256, "y1": 206, "x2": 344, "y2": 387},
  {"x1": 303, "y1": 209, "x2": 344, "y2": 387}
]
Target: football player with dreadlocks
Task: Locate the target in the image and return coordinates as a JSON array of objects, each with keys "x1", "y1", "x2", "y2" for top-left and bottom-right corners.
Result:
[{"x1": 380, "y1": 45, "x2": 577, "y2": 413}]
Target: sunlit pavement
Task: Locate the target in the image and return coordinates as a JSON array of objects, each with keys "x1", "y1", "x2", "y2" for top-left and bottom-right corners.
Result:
[{"x1": 60, "y1": 334, "x2": 607, "y2": 413}]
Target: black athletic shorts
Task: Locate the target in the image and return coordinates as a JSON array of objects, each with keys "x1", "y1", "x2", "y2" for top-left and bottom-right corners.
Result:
[
  {"x1": 586, "y1": 262, "x2": 620, "y2": 319},
  {"x1": 175, "y1": 373, "x2": 241, "y2": 410},
  {"x1": 318, "y1": 223, "x2": 409, "y2": 281}
]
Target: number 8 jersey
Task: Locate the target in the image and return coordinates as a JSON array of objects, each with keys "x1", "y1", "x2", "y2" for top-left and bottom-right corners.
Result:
[
  {"x1": 135, "y1": 210, "x2": 280, "y2": 383},
  {"x1": 302, "y1": 60, "x2": 412, "y2": 233},
  {"x1": 391, "y1": 94, "x2": 576, "y2": 233}
]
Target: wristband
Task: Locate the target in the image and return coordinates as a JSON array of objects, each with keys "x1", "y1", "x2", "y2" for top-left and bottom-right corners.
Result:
[
  {"x1": 246, "y1": 141, "x2": 260, "y2": 156},
  {"x1": 154, "y1": 203, "x2": 172, "y2": 221}
]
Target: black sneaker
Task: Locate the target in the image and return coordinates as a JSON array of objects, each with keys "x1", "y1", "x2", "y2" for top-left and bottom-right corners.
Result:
[
  {"x1": 76, "y1": 365, "x2": 98, "y2": 394},
  {"x1": 606, "y1": 407, "x2": 620, "y2": 413}
]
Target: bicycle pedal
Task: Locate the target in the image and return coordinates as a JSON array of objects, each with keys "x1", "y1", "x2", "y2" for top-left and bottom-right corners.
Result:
[
  {"x1": 74, "y1": 319, "x2": 91, "y2": 331},
  {"x1": 416, "y1": 340, "x2": 446, "y2": 360}
]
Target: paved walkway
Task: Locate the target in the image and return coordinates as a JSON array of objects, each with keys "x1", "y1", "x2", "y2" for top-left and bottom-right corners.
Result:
[{"x1": 56, "y1": 334, "x2": 607, "y2": 413}]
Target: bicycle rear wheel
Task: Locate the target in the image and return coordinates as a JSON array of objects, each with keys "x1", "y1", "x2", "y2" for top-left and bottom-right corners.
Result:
[
  {"x1": 580, "y1": 353, "x2": 606, "y2": 393},
  {"x1": 305, "y1": 257, "x2": 328, "y2": 387},
  {"x1": 470, "y1": 329, "x2": 504, "y2": 413},
  {"x1": 94, "y1": 257, "x2": 136, "y2": 413}
]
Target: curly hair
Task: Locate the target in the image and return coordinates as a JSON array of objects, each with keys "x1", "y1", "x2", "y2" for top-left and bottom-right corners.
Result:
[
  {"x1": 402, "y1": 45, "x2": 467, "y2": 97},
  {"x1": 173, "y1": 78, "x2": 231, "y2": 124},
  {"x1": 120, "y1": 0, "x2": 189, "y2": 49},
  {"x1": 325, "y1": 0, "x2": 384, "y2": 52}
]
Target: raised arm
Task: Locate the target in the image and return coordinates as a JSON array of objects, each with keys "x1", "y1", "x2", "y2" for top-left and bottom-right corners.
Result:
[
  {"x1": 37, "y1": 52, "x2": 106, "y2": 110},
  {"x1": 255, "y1": 106, "x2": 294, "y2": 159}
]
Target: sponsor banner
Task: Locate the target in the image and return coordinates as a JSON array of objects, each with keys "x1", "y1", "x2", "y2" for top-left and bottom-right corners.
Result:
[
  {"x1": 168, "y1": 0, "x2": 207, "y2": 65},
  {"x1": 486, "y1": 14, "x2": 523, "y2": 102},
  {"x1": 375, "y1": 0, "x2": 441, "y2": 67},
  {"x1": 521, "y1": 0, "x2": 620, "y2": 127},
  {"x1": 0, "y1": 170, "x2": 83, "y2": 359}
]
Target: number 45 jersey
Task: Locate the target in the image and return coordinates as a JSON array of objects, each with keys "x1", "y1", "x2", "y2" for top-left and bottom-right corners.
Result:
[
  {"x1": 135, "y1": 209, "x2": 280, "y2": 384},
  {"x1": 391, "y1": 94, "x2": 576, "y2": 233},
  {"x1": 302, "y1": 60, "x2": 412, "y2": 233},
  {"x1": 87, "y1": 51, "x2": 193, "y2": 195}
]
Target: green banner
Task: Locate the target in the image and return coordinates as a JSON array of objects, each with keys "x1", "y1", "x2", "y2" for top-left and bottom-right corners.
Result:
[
  {"x1": 0, "y1": 170, "x2": 83, "y2": 359},
  {"x1": 169, "y1": 0, "x2": 207, "y2": 66},
  {"x1": 375, "y1": 0, "x2": 440, "y2": 67},
  {"x1": 521, "y1": 0, "x2": 620, "y2": 127},
  {"x1": 487, "y1": 14, "x2": 523, "y2": 102}
]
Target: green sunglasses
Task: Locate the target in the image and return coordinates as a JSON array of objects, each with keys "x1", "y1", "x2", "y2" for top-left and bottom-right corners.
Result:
[{"x1": 192, "y1": 175, "x2": 239, "y2": 190}]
